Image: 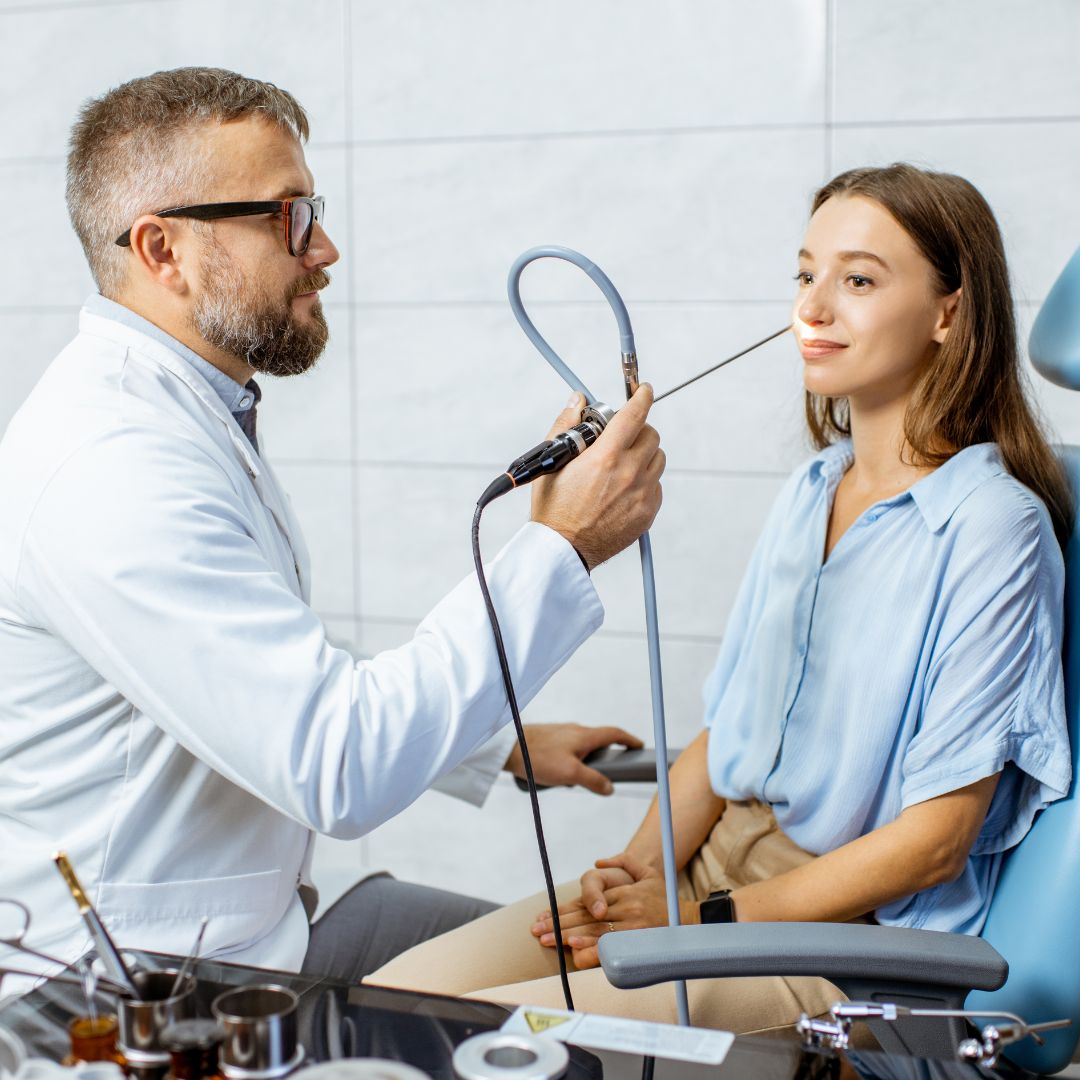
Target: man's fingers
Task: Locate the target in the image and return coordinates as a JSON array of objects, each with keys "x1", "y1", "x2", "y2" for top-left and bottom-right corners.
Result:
[
  {"x1": 544, "y1": 392, "x2": 585, "y2": 439},
  {"x1": 570, "y1": 764, "x2": 614, "y2": 797},
  {"x1": 595, "y1": 384, "x2": 653, "y2": 450},
  {"x1": 581, "y1": 726, "x2": 644, "y2": 752}
]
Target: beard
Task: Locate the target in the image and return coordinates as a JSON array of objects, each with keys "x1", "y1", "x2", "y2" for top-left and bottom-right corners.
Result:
[{"x1": 191, "y1": 239, "x2": 330, "y2": 377}]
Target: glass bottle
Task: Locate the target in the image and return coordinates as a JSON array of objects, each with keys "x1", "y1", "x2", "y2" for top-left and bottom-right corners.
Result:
[
  {"x1": 161, "y1": 1020, "x2": 225, "y2": 1080},
  {"x1": 64, "y1": 1014, "x2": 129, "y2": 1070}
]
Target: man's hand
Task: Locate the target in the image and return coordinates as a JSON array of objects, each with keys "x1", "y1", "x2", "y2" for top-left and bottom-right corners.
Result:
[
  {"x1": 504, "y1": 723, "x2": 643, "y2": 795},
  {"x1": 531, "y1": 387, "x2": 664, "y2": 570}
]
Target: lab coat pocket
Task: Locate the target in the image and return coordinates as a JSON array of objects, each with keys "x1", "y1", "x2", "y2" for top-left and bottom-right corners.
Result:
[{"x1": 96, "y1": 868, "x2": 287, "y2": 958}]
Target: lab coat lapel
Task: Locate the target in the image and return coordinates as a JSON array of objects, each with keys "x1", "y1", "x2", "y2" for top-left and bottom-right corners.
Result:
[
  {"x1": 82, "y1": 312, "x2": 310, "y2": 601},
  {"x1": 250, "y1": 457, "x2": 312, "y2": 604}
]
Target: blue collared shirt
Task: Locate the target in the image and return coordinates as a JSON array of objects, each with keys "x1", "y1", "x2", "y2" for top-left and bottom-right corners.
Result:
[
  {"x1": 82, "y1": 295, "x2": 260, "y2": 449},
  {"x1": 704, "y1": 440, "x2": 1071, "y2": 934}
]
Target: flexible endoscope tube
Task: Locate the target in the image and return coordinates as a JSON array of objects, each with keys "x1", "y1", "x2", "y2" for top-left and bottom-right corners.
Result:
[
  {"x1": 507, "y1": 246, "x2": 690, "y2": 1028},
  {"x1": 508, "y1": 245, "x2": 636, "y2": 406}
]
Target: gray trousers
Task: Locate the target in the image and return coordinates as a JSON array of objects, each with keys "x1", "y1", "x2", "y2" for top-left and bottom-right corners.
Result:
[{"x1": 301, "y1": 874, "x2": 499, "y2": 985}]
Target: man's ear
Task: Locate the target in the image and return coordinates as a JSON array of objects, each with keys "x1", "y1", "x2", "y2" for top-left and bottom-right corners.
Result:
[
  {"x1": 126, "y1": 216, "x2": 191, "y2": 296},
  {"x1": 932, "y1": 288, "x2": 961, "y2": 344}
]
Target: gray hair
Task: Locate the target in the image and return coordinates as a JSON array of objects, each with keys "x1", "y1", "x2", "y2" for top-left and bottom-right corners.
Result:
[{"x1": 66, "y1": 67, "x2": 309, "y2": 296}]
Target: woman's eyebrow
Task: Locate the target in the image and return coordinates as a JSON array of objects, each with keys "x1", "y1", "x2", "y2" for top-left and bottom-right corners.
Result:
[
  {"x1": 838, "y1": 250, "x2": 890, "y2": 270},
  {"x1": 798, "y1": 247, "x2": 890, "y2": 270}
]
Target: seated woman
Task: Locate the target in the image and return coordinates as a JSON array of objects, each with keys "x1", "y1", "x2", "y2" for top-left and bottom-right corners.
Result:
[{"x1": 369, "y1": 164, "x2": 1073, "y2": 1034}]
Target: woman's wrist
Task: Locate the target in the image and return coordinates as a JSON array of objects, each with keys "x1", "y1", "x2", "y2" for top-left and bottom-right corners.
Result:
[
  {"x1": 623, "y1": 842, "x2": 663, "y2": 873},
  {"x1": 678, "y1": 898, "x2": 702, "y2": 925}
]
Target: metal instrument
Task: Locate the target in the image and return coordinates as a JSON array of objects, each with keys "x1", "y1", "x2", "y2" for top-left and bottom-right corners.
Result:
[
  {"x1": 0, "y1": 897, "x2": 129, "y2": 996},
  {"x1": 53, "y1": 852, "x2": 140, "y2": 999},
  {"x1": 797, "y1": 1000, "x2": 1071, "y2": 1067},
  {"x1": 169, "y1": 916, "x2": 209, "y2": 998}
]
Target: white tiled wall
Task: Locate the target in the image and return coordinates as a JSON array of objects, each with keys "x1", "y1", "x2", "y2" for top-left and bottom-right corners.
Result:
[{"x1": 2, "y1": 1, "x2": 1079, "y2": 912}]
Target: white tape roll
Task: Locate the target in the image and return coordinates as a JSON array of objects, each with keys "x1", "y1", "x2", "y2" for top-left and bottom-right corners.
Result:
[{"x1": 452, "y1": 1032, "x2": 569, "y2": 1080}]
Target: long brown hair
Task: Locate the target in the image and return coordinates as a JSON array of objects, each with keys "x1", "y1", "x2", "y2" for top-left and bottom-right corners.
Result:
[{"x1": 804, "y1": 163, "x2": 1074, "y2": 547}]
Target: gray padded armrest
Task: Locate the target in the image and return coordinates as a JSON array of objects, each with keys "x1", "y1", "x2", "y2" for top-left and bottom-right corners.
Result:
[
  {"x1": 599, "y1": 923, "x2": 1007, "y2": 993},
  {"x1": 584, "y1": 747, "x2": 682, "y2": 782}
]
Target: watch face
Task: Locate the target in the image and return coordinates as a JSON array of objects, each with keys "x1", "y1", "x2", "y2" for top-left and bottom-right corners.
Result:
[{"x1": 701, "y1": 890, "x2": 735, "y2": 924}]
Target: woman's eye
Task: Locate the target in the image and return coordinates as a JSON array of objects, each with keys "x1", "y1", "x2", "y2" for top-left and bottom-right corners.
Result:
[
  {"x1": 794, "y1": 271, "x2": 813, "y2": 286},
  {"x1": 847, "y1": 274, "x2": 873, "y2": 289}
]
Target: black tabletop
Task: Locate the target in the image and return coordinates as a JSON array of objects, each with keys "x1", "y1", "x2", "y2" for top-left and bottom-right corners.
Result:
[{"x1": 0, "y1": 951, "x2": 1041, "y2": 1080}]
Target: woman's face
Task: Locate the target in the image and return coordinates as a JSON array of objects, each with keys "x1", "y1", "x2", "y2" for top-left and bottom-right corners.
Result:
[{"x1": 793, "y1": 194, "x2": 957, "y2": 412}]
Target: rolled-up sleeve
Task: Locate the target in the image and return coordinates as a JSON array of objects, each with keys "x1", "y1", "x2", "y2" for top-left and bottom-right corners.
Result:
[{"x1": 901, "y1": 500, "x2": 1070, "y2": 854}]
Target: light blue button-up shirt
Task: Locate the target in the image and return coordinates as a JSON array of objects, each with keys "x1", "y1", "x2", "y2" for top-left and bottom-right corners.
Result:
[{"x1": 705, "y1": 439, "x2": 1071, "y2": 934}]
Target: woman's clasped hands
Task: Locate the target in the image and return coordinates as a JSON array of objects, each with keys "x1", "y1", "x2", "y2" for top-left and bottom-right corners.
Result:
[{"x1": 529, "y1": 852, "x2": 696, "y2": 969}]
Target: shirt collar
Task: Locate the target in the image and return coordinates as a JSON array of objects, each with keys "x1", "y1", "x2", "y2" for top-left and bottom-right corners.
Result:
[
  {"x1": 806, "y1": 438, "x2": 1006, "y2": 531},
  {"x1": 908, "y1": 443, "x2": 1006, "y2": 531},
  {"x1": 807, "y1": 440, "x2": 854, "y2": 488},
  {"x1": 83, "y1": 295, "x2": 259, "y2": 414}
]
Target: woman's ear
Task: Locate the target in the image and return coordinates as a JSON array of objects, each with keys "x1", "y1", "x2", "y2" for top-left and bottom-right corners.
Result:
[{"x1": 932, "y1": 288, "x2": 962, "y2": 344}]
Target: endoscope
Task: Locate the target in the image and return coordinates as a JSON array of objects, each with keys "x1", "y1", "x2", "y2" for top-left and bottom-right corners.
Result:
[{"x1": 472, "y1": 245, "x2": 790, "y2": 1024}]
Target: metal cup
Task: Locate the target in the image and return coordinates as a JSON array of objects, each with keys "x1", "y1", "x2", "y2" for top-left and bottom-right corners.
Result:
[
  {"x1": 212, "y1": 984, "x2": 299, "y2": 1078},
  {"x1": 117, "y1": 969, "x2": 196, "y2": 1070}
]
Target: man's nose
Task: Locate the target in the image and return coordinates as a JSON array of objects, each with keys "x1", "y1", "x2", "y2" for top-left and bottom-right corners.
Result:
[{"x1": 302, "y1": 221, "x2": 339, "y2": 269}]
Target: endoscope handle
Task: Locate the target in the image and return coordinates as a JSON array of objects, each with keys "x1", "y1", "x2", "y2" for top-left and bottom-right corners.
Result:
[
  {"x1": 508, "y1": 440, "x2": 556, "y2": 473},
  {"x1": 478, "y1": 405, "x2": 614, "y2": 508}
]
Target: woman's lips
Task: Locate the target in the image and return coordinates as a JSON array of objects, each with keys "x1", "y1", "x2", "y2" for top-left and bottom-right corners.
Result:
[{"x1": 799, "y1": 338, "x2": 847, "y2": 359}]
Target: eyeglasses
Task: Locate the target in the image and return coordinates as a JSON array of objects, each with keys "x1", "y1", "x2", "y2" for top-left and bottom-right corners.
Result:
[{"x1": 115, "y1": 196, "x2": 325, "y2": 256}]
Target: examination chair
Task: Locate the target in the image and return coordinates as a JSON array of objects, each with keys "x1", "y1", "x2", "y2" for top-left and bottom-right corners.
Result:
[{"x1": 598, "y1": 245, "x2": 1080, "y2": 1075}]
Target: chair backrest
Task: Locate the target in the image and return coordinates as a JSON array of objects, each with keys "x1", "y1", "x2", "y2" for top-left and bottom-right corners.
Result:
[{"x1": 965, "y1": 243, "x2": 1080, "y2": 1075}]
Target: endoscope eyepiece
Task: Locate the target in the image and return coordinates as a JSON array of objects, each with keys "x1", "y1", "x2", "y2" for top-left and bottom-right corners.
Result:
[{"x1": 478, "y1": 402, "x2": 615, "y2": 509}]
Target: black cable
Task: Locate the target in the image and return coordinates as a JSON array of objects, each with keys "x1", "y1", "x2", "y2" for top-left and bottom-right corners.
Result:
[
  {"x1": 471, "y1": 500, "x2": 575, "y2": 1011},
  {"x1": 640, "y1": 1055, "x2": 656, "y2": 1080}
]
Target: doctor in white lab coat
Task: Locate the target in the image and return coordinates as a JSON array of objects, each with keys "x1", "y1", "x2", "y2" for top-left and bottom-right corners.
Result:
[{"x1": 0, "y1": 68, "x2": 665, "y2": 988}]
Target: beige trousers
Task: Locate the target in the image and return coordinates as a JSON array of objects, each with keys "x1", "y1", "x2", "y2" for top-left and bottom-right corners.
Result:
[{"x1": 369, "y1": 800, "x2": 847, "y2": 1035}]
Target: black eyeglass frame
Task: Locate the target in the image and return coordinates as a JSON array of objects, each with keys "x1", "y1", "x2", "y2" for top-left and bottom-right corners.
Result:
[{"x1": 114, "y1": 196, "x2": 325, "y2": 256}]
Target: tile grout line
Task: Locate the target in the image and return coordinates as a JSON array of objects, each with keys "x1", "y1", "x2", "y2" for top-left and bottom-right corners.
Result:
[
  {"x1": 337, "y1": 612, "x2": 724, "y2": 647},
  {"x1": 6, "y1": 115, "x2": 1080, "y2": 169},
  {"x1": 824, "y1": 0, "x2": 835, "y2": 180},
  {"x1": 2, "y1": 297, "x2": 1045, "y2": 313},
  {"x1": 274, "y1": 458, "x2": 794, "y2": 480},
  {"x1": 0, "y1": 0, "x2": 165, "y2": 12},
  {"x1": 341, "y1": 0, "x2": 362, "y2": 643},
  {"x1": 338, "y1": 0, "x2": 370, "y2": 869}
]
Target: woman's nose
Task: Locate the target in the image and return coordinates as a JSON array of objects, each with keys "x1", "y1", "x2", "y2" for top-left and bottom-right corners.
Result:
[{"x1": 797, "y1": 283, "x2": 831, "y2": 328}]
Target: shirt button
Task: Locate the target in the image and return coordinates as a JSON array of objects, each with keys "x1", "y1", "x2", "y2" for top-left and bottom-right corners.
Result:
[{"x1": 239, "y1": 395, "x2": 252, "y2": 408}]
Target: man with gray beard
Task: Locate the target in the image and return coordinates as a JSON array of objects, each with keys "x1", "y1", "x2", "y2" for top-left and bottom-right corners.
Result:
[{"x1": 0, "y1": 68, "x2": 664, "y2": 987}]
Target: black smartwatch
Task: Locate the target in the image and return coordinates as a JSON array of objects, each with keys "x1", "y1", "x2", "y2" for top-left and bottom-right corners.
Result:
[{"x1": 699, "y1": 888, "x2": 736, "y2": 924}]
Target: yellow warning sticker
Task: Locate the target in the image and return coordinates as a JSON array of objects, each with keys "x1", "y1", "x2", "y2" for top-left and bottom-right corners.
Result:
[{"x1": 524, "y1": 1011, "x2": 574, "y2": 1034}]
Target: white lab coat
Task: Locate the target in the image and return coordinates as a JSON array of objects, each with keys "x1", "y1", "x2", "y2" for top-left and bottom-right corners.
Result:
[{"x1": 0, "y1": 307, "x2": 603, "y2": 982}]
